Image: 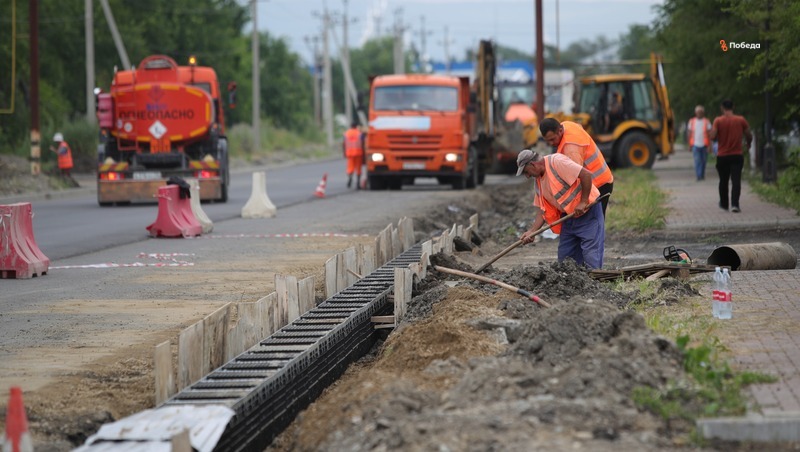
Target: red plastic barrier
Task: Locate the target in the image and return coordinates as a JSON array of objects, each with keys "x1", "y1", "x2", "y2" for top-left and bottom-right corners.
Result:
[
  {"x1": 0, "y1": 203, "x2": 50, "y2": 279},
  {"x1": 146, "y1": 185, "x2": 203, "y2": 238}
]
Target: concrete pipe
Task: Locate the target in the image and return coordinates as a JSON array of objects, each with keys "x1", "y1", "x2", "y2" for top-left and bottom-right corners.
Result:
[{"x1": 706, "y1": 242, "x2": 797, "y2": 271}]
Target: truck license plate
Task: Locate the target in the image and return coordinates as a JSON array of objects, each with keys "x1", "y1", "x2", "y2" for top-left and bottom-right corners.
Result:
[
  {"x1": 402, "y1": 162, "x2": 425, "y2": 170},
  {"x1": 132, "y1": 172, "x2": 162, "y2": 180}
]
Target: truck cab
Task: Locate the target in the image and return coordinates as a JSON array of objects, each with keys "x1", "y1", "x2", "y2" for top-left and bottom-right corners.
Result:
[{"x1": 366, "y1": 74, "x2": 481, "y2": 190}]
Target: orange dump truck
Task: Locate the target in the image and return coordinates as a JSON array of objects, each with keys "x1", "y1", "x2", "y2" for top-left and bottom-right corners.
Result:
[
  {"x1": 365, "y1": 74, "x2": 492, "y2": 190},
  {"x1": 95, "y1": 55, "x2": 231, "y2": 206}
]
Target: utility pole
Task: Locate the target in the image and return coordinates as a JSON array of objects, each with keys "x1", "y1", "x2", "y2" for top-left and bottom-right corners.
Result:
[
  {"x1": 417, "y1": 15, "x2": 432, "y2": 72},
  {"x1": 321, "y1": 10, "x2": 335, "y2": 147},
  {"x1": 440, "y1": 26, "x2": 453, "y2": 74},
  {"x1": 251, "y1": 0, "x2": 261, "y2": 154},
  {"x1": 85, "y1": 0, "x2": 95, "y2": 123},
  {"x1": 29, "y1": 0, "x2": 40, "y2": 176},
  {"x1": 342, "y1": 0, "x2": 356, "y2": 124},
  {"x1": 329, "y1": 16, "x2": 367, "y2": 126},
  {"x1": 304, "y1": 36, "x2": 322, "y2": 126},
  {"x1": 99, "y1": 0, "x2": 130, "y2": 70},
  {"x1": 392, "y1": 8, "x2": 407, "y2": 74},
  {"x1": 534, "y1": 0, "x2": 545, "y2": 121}
]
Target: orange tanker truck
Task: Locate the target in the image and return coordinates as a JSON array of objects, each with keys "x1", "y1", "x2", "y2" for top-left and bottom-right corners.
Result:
[{"x1": 95, "y1": 55, "x2": 232, "y2": 206}]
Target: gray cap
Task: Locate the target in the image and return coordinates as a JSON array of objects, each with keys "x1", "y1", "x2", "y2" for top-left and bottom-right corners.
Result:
[{"x1": 515, "y1": 149, "x2": 540, "y2": 176}]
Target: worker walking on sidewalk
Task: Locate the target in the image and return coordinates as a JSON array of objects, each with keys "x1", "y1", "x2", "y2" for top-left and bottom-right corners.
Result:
[
  {"x1": 710, "y1": 99, "x2": 752, "y2": 213},
  {"x1": 50, "y1": 132, "x2": 78, "y2": 187},
  {"x1": 342, "y1": 122, "x2": 364, "y2": 189},
  {"x1": 687, "y1": 105, "x2": 712, "y2": 181},
  {"x1": 516, "y1": 150, "x2": 604, "y2": 269},
  {"x1": 539, "y1": 118, "x2": 613, "y2": 216}
]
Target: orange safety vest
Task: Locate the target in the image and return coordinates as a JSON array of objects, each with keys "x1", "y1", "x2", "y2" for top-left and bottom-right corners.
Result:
[
  {"x1": 535, "y1": 154, "x2": 599, "y2": 234},
  {"x1": 343, "y1": 128, "x2": 363, "y2": 158},
  {"x1": 56, "y1": 141, "x2": 74, "y2": 170},
  {"x1": 557, "y1": 121, "x2": 613, "y2": 188},
  {"x1": 687, "y1": 117, "x2": 710, "y2": 147}
]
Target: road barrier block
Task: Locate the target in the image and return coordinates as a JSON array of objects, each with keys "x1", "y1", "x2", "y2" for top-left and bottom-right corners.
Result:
[
  {"x1": 241, "y1": 171, "x2": 277, "y2": 219},
  {"x1": 0, "y1": 203, "x2": 50, "y2": 279},
  {"x1": 146, "y1": 185, "x2": 203, "y2": 238},
  {"x1": 187, "y1": 178, "x2": 214, "y2": 233}
]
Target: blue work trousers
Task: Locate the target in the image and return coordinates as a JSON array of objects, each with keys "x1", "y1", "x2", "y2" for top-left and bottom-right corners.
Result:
[
  {"x1": 558, "y1": 202, "x2": 605, "y2": 269},
  {"x1": 691, "y1": 145, "x2": 708, "y2": 180}
]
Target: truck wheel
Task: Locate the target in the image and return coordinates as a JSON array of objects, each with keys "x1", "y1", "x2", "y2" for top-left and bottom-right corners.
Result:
[
  {"x1": 368, "y1": 175, "x2": 387, "y2": 190},
  {"x1": 614, "y1": 132, "x2": 657, "y2": 169},
  {"x1": 216, "y1": 138, "x2": 230, "y2": 202},
  {"x1": 466, "y1": 147, "x2": 479, "y2": 189}
]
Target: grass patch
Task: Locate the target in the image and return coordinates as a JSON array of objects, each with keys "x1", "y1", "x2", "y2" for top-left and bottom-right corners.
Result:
[
  {"x1": 227, "y1": 121, "x2": 330, "y2": 163},
  {"x1": 605, "y1": 168, "x2": 669, "y2": 233},
  {"x1": 633, "y1": 335, "x2": 776, "y2": 424},
  {"x1": 615, "y1": 279, "x2": 777, "y2": 442}
]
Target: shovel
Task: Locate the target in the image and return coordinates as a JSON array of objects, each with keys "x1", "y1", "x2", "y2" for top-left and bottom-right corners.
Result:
[
  {"x1": 433, "y1": 265, "x2": 551, "y2": 308},
  {"x1": 475, "y1": 193, "x2": 609, "y2": 274}
]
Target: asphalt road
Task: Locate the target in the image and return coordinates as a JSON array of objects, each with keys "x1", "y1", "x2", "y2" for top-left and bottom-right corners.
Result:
[{"x1": 20, "y1": 158, "x2": 359, "y2": 260}]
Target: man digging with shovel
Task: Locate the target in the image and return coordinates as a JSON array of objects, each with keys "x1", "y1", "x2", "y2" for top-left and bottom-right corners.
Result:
[{"x1": 517, "y1": 149, "x2": 605, "y2": 269}]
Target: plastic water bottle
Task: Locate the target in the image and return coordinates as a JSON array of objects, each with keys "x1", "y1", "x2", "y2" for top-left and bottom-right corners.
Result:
[
  {"x1": 718, "y1": 268, "x2": 733, "y2": 319},
  {"x1": 712, "y1": 266, "x2": 722, "y2": 318}
]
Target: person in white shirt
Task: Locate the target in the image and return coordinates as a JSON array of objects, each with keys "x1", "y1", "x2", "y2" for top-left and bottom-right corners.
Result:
[{"x1": 687, "y1": 105, "x2": 712, "y2": 181}]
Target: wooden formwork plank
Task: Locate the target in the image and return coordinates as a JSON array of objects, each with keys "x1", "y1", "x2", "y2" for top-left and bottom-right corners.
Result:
[
  {"x1": 299, "y1": 276, "x2": 316, "y2": 314},
  {"x1": 287, "y1": 275, "x2": 300, "y2": 322},
  {"x1": 154, "y1": 340, "x2": 175, "y2": 406},
  {"x1": 398, "y1": 217, "x2": 415, "y2": 252},
  {"x1": 325, "y1": 255, "x2": 337, "y2": 299},
  {"x1": 202, "y1": 303, "x2": 231, "y2": 375},
  {"x1": 278, "y1": 275, "x2": 300, "y2": 323},
  {"x1": 394, "y1": 267, "x2": 412, "y2": 322},
  {"x1": 344, "y1": 247, "x2": 358, "y2": 288},
  {"x1": 391, "y1": 227, "x2": 401, "y2": 260},
  {"x1": 237, "y1": 301, "x2": 262, "y2": 352},
  {"x1": 380, "y1": 224, "x2": 393, "y2": 265},
  {"x1": 178, "y1": 321, "x2": 203, "y2": 390},
  {"x1": 359, "y1": 243, "x2": 376, "y2": 276},
  {"x1": 422, "y1": 240, "x2": 432, "y2": 261},
  {"x1": 262, "y1": 292, "x2": 280, "y2": 336}
]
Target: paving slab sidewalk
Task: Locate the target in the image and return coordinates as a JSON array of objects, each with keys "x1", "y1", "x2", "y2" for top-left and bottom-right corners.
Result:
[{"x1": 652, "y1": 149, "x2": 800, "y2": 443}]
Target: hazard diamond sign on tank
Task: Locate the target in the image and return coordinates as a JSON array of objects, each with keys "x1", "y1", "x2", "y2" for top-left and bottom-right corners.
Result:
[{"x1": 149, "y1": 120, "x2": 167, "y2": 139}]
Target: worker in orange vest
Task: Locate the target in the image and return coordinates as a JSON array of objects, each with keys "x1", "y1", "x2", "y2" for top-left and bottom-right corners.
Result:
[
  {"x1": 50, "y1": 132, "x2": 76, "y2": 183},
  {"x1": 342, "y1": 122, "x2": 364, "y2": 189},
  {"x1": 539, "y1": 118, "x2": 614, "y2": 216},
  {"x1": 687, "y1": 105, "x2": 712, "y2": 181},
  {"x1": 516, "y1": 149, "x2": 604, "y2": 269}
]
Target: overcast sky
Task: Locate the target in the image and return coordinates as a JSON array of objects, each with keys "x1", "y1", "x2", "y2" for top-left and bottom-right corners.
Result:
[{"x1": 256, "y1": 0, "x2": 664, "y2": 66}]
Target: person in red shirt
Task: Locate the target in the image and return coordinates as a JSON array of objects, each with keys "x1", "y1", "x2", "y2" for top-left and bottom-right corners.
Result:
[{"x1": 710, "y1": 99, "x2": 752, "y2": 213}]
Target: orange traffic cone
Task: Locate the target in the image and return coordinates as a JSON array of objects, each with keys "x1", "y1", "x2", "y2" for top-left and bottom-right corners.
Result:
[
  {"x1": 3, "y1": 387, "x2": 33, "y2": 452},
  {"x1": 314, "y1": 173, "x2": 328, "y2": 198}
]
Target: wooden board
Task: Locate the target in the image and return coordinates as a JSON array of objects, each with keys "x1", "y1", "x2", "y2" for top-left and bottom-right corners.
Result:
[
  {"x1": 202, "y1": 303, "x2": 230, "y2": 374},
  {"x1": 154, "y1": 340, "x2": 175, "y2": 405},
  {"x1": 178, "y1": 321, "x2": 203, "y2": 390},
  {"x1": 589, "y1": 262, "x2": 718, "y2": 281}
]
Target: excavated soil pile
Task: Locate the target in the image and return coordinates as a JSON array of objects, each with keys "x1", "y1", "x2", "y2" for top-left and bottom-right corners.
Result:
[{"x1": 271, "y1": 254, "x2": 691, "y2": 451}]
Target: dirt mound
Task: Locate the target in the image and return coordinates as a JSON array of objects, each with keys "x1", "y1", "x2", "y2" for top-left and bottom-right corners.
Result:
[{"x1": 272, "y1": 255, "x2": 691, "y2": 452}]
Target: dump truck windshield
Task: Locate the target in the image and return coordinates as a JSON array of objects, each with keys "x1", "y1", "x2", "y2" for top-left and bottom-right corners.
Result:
[{"x1": 373, "y1": 85, "x2": 458, "y2": 112}]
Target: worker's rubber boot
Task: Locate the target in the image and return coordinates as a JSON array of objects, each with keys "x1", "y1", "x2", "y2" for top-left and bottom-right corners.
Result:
[
  {"x1": 356, "y1": 175, "x2": 361, "y2": 190},
  {"x1": 347, "y1": 174, "x2": 352, "y2": 188}
]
